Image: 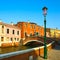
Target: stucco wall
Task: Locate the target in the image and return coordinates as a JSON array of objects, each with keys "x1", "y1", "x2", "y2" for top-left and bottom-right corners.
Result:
[{"x1": 0, "y1": 24, "x2": 21, "y2": 47}]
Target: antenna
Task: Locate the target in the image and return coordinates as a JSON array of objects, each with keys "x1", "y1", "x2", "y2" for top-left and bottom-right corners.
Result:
[
  {"x1": 0, "y1": 19, "x2": 2, "y2": 22},
  {"x1": 28, "y1": 20, "x2": 30, "y2": 23},
  {"x1": 11, "y1": 22, "x2": 14, "y2": 25}
]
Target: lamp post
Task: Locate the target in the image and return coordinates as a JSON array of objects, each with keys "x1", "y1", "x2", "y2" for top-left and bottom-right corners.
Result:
[{"x1": 42, "y1": 7, "x2": 48, "y2": 59}]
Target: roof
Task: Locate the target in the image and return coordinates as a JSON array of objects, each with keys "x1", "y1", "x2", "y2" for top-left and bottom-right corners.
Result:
[
  {"x1": 0, "y1": 22, "x2": 20, "y2": 29},
  {"x1": 17, "y1": 22, "x2": 37, "y2": 25},
  {"x1": 30, "y1": 22, "x2": 37, "y2": 25}
]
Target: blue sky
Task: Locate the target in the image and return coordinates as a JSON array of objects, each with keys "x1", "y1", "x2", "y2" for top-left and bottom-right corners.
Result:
[{"x1": 0, "y1": 0, "x2": 60, "y2": 29}]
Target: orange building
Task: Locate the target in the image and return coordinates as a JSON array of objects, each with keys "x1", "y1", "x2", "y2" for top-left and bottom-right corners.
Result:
[{"x1": 16, "y1": 22, "x2": 44, "y2": 40}]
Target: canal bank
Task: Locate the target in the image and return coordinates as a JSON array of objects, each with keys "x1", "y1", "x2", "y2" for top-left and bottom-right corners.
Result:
[
  {"x1": 0, "y1": 41, "x2": 44, "y2": 54},
  {"x1": 0, "y1": 41, "x2": 55, "y2": 60}
]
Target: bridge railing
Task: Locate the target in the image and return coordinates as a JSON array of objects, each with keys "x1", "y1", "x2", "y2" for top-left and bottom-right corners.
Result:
[{"x1": 0, "y1": 41, "x2": 55, "y2": 60}]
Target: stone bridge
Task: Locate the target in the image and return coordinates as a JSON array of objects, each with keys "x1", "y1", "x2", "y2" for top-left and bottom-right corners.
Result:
[
  {"x1": 0, "y1": 41, "x2": 55, "y2": 60},
  {"x1": 20, "y1": 37, "x2": 53, "y2": 45},
  {"x1": 0, "y1": 37, "x2": 55, "y2": 60}
]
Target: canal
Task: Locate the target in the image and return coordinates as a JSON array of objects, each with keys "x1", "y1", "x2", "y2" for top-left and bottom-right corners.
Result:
[
  {"x1": 0, "y1": 42, "x2": 43, "y2": 54},
  {"x1": 0, "y1": 45, "x2": 28, "y2": 54}
]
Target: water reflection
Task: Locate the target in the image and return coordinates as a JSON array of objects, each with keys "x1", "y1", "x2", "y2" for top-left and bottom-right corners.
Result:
[
  {"x1": 0, "y1": 46, "x2": 27, "y2": 54},
  {"x1": 0, "y1": 42, "x2": 43, "y2": 54}
]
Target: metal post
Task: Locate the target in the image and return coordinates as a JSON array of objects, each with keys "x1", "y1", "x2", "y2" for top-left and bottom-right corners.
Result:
[
  {"x1": 42, "y1": 6, "x2": 48, "y2": 59},
  {"x1": 44, "y1": 15, "x2": 47, "y2": 59}
]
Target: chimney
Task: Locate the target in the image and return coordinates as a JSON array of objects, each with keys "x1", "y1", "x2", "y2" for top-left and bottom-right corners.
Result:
[
  {"x1": 0, "y1": 19, "x2": 2, "y2": 22},
  {"x1": 11, "y1": 22, "x2": 14, "y2": 25}
]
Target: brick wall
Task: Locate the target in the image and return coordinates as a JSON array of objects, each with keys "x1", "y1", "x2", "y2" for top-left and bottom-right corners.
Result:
[{"x1": 17, "y1": 22, "x2": 44, "y2": 39}]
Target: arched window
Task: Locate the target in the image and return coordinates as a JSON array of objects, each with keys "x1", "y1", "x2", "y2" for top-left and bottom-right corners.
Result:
[
  {"x1": 1, "y1": 37, "x2": 4, "y2": 41},
  {"x1": 7, "y1": 29, "x2": 9, "y2": 34},
  {"x1": 12, "y1": 30, "x2": 15, "y2": 34},
  {"x1": 2, "y1": 25, "x2": 4, "y2": 33},
  {"x1": 11, "y1": 38, "x2": 13, "y2": 41}
]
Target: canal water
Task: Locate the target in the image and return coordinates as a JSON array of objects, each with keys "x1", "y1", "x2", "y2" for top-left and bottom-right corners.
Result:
[
  {"x1": 0, "y1": 42, "x2": 43, "y2": 54},
  {"x1": 0, "y1": 45, "x2": 28, "y2": 54}
]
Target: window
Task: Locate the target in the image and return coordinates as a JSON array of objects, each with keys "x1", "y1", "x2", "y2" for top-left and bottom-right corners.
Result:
[
  {"x1": 1, "y1": 37, "x2": 4, "y2": 41},
  {"x1": 17, "y1": 31, "x2": 19, "y2": 35},
  {"x1": 11, "y1": 38, "x2": 13, "y2": 41},
  {"x1": 2, "y1": 26, "x2": 4, "y2": 33},
  {"x1": 25, "y1": 32, "x2": 27, "y2": 37},
  {"x1": 2, "y1": 25, "x2": 4, "y2": 28},
  {"x1": 12, "y1": 30, "x2": 15, "y2": 34},
  {"x1": 17, "y1": 38, "x2": 19, "y2": 41},
  {"x1": 7, "y1": 29, "x2": 9, "y2": 34},
  {"x1": 14, "y1": 38, "x2": 16, "y2": 41},
  {"x1": 7, "y1": 37, "x2": 9, "y2": 41}
]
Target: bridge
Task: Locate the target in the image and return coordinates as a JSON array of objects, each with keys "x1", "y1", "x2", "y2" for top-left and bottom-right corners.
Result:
[
  {"x1": 20, "y1": 37, "x2": 53, "y2": 45},
  {"x1": 0, "y1": 37, "x2": 55, "y2": 60},
  {"x1": 0, "y1": 38, "x2": 55, "y2": 60}
]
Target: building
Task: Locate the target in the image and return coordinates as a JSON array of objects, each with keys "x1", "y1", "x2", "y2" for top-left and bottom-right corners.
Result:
[
  {"x1": 16, "y1": 22, "x2": 44, "y2": 40},
  {"x1": 46, "y1": 28, "x2": 51, "y2": 37},
  {"x1": 50, "y1": 28, "x2": 60, "y2": 38},
  {"x1": 0, "y1": 22, "x2": 21, "y2": 47},
  {"x1": 46, "y1": 28, "x2": 60, "y2": 38},
  {"x1": 1, "y1": 21, "x2": 60, "y2": 47}
]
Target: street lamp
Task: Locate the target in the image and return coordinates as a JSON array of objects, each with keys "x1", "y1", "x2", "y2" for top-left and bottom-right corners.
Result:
[{"x1": 42, "y1": 6, "x2": 48, "y2": 59}]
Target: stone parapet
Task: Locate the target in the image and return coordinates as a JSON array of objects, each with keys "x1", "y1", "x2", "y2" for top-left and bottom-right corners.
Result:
[{"x1": 0, "y1": 41, "x2": 55, "y2": 60}]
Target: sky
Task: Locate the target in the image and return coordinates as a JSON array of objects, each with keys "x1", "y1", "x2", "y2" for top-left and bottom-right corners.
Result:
[{"x1": 0, "y1": 0, "x2": 60, "y2": 29}]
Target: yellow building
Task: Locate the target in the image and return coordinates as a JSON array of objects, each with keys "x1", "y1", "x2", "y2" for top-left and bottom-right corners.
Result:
[{"x1": 46, "y1": 28, "x2": 60, "y2": 38}]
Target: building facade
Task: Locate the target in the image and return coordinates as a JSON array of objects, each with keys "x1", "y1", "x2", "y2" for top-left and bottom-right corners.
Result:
[
  {"x1": 0, "y1": 22, "x2": 21, "y2": 47},
  {"x1": 46, "y1": 28, "x2": 51, "y2": 37},
  {"x1": 0, "y1": 21, "x2": 60, "y2": 47},
  {"x1": 46, "y1": 28, "x2": 60, "y2": 38},
  {"x1": 16, "y1": 22, "x2": 44, "y2": 40}
]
